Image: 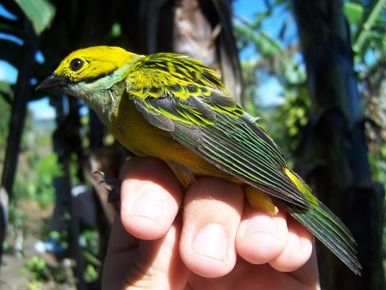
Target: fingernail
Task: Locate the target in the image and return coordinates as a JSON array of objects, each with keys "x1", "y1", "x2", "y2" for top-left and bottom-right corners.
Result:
[
  {"x1": 245, "y1": 215, "x2": 277, "y2": 236},
  {"x1": 132, "y1": 191, "x2": 166, "y2": 223},
  {"x1": 193, "y1": 223, "x2": 227, "y2": 261}
]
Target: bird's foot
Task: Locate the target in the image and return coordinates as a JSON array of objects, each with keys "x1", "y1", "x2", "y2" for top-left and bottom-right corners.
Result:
[{"x1": 93, "y1": 171, "x2": 121, "y2": 211}]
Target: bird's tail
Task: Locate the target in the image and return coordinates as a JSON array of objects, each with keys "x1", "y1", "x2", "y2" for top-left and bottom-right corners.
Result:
[
  {"x1": 285, "y1": 200, "x2": 362, "y2": 275},
  {"x1": 282, "y1": 167, "x2": 361, "y2": 275}
]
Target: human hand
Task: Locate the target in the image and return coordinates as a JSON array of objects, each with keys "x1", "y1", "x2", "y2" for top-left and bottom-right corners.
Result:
[{"x1": 102, "y1": 157, "x2": 320, "y2": 290}]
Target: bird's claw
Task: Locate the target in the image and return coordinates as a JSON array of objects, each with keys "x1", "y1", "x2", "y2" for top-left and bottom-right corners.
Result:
[{"x1": 93, "y1": 170, "x2": 121, "y2": 211}]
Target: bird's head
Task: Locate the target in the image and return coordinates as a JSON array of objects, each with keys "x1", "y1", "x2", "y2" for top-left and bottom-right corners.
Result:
[
  {"x1": 37, "y1": 46, "x2": 140, "y2": 126},
  {"x1": 37, "y1": 46, "x2": 139, "y2": 94}
]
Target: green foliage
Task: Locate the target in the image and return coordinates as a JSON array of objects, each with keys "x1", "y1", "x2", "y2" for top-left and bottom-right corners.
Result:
[
  {"x1": 14, "y1": 0, "x2": 56, "y2": 34},
  {"x1": 27, "y1": 280, "x2": 45, "y2": 290},
  {"x1": 23, "y1": 253, "x2": 73, "y2": 287},
  {"x1": 80, "y1": 229, "x2": 101, "y2": 282},
  {"x1": 368, "y1": 142, "x2": 386, "y2": 260},
  {"x1": 343, "y1": 2, "x2": 365, "y2": 24},
  {"x1": 344, "y1": 0, "x2": 386, "y2": 64},
  {"x1": 345, "y1": 1, "x2": 386, "y2": 224},
  {"x1": 110, "y1": 22, "x2": 122, "y2": 38},
  {"x1": 15, "y1": 152, "x2": 62, "y2": 208},
  {"x1": 7, "y1": 104, "x2": 60, "y2": 209},
  {"x1": 234, "y1": 23, "x2": 283, "y2": 58},
  {"x1": 84, "y1": 264, "x2": 98, "y2": 283},
  {"x1": 24, "y1": 256, "x2": 51, "y2": 282},
  {"x1": 269, "y1": 86, "x2": 310, "y2": 161},
  {"x1": 46, "y1": 230, "x2": 69, "y2": 252},
  {"x1": 234, "y1": 1, "x2": 307, "y2": 163},
  {"x1": 69, "y1": 153, "x2": 81, "y2": 185},
  {"x1": 234, "y1": 20, "x2": 303, "y2": 84},
  {"x1": 23, "y1": 228, "x2": 101, "y2": 285},
  {"x1": 240, "y1": 59, "x2": 260, "y2": 114},
  {"x1": 8, "y1": 201, "x2": 26, "y2": 229},
  {"x1": 23, "y1": 228, "x2": 101, "y2": 287},
  {"x1": 22, "y1": 224, "x2": 101, "y2": 285}
]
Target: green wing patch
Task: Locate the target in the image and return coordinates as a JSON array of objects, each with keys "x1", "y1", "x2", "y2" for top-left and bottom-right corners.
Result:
[
  {"x1": 131, "y1": 90, "x2": 309, "y2": 207},
  {"x1": 172, "y1": 113, "x2": 309, "y2": 207}
]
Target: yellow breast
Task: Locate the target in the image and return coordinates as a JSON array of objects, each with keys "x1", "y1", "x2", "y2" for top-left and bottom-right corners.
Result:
[{"x1": 110, "y1": 95, "x2": 225, "y2": 179}]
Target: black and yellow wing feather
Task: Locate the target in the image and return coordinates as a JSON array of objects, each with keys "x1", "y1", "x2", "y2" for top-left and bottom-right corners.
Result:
[{"x1": 125, "y1": 53, "x2": 361, "y2": 275}]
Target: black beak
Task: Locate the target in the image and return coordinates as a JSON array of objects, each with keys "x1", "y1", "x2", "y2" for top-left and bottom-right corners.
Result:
[{"x1": 36, "y1": 74, "x2": 68, "y2": 91}]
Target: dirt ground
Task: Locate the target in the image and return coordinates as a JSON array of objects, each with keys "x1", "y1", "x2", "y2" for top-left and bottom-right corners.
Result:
[{"x1": 0, "y1": 201, "x2": 74, "y2": 290}]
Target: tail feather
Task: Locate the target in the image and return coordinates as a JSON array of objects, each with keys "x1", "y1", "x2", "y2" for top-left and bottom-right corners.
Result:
[{"x1": 285, "y1": 201, "x2": 362, "y2": 275}]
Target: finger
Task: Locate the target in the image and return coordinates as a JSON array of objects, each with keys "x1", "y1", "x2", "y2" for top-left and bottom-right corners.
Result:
[
  {"x1": 269, "y1": 217, "x2": 313, "y2": 272},
  {"x1": 287, "y1": 245, "x2": 320, "y2": 288},
  {"x1": 102, "y1": 214, "x2": 190, "y2": 290},
  {"x1": 120, "y1": 157, "x2": 182, "y2": 240},
  {"x1": 107, "y1": 213, "x2": 138, "y2": 254},
  {"x1": 102, "y1": 216, "x2": 138, "y2": 289},
  {"x1": 179, "y1": 177, "x2": 244, "y2": 278},
  {"x1": 236, "y1": 204, "x2": 288, "y2": 264}
]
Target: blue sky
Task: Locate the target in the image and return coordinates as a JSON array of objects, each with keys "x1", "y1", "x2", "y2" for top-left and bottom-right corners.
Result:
[
  {"x1": 1, "y1": 0, "x2": 287, "y2": 120},
  {"x1": 234, "y1": 0, "x2": 290, "y2": 106}
]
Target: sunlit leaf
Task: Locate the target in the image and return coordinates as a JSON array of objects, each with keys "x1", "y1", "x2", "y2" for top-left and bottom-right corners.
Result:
[
  {"x1": 15, "y1": 0, "x2": 55, "y2": 34},
  {"x1": 111, "y1": 22, "x2": 122, "y2": 38},
  {"x1": 353, "y1": 0, "x2": 385, "y2": 54},
  {"x1": 234, "y1": 23, "x2": 284, "y2": 57},
  {"x1": 343, "y1": 2, "x2": 364, "y2": 25}
]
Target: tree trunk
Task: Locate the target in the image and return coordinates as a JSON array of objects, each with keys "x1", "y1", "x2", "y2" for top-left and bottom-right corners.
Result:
[
  {"x1": 292, "y1": 1, "x2": 384, "y2": 289},
  {"x1": 0, "y1": 22, "x2": 36, "y2": 261}
]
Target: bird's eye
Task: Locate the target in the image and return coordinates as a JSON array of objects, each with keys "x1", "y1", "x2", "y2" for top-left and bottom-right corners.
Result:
[{"x1": 70, "y1": 58, "x2": 84, "y2": 71}]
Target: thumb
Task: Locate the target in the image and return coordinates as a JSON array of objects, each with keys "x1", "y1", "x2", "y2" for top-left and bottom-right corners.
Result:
[{"x1": 102, "y1": 215, "x2": 189, "y2": 290}]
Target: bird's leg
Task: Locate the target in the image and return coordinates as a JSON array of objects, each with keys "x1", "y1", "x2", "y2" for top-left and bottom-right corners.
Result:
[{"x1": 93, "y1": 171, "x2": 121, "y2": 211}]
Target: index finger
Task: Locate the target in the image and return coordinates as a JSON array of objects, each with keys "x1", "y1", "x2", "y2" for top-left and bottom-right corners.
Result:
[{"x1": 119, "y1": 157, "x2": 183, "y2": 240}]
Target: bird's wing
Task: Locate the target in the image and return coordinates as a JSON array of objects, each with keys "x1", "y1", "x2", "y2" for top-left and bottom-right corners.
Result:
[
  {"x1": 126, "y1": 55, "x2": 309, "y2": 207},
  {"x1": 124, "y1": 54, "x2": 362, "y2": 274}
]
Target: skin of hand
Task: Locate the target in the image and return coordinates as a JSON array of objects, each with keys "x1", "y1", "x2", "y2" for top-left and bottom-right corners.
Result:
[{"x1": 102, "y1": 157, "x2": 320, "y2": 290}]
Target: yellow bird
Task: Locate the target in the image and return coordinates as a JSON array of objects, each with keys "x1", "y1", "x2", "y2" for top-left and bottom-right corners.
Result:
[{"x1": 37, "y1": 46, "x2": 361, "y2": 275}]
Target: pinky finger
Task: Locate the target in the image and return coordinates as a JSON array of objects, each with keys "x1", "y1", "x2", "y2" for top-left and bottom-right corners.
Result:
[{"x1": 269, "y1": 217, "x2": 313, "y2": 272}]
